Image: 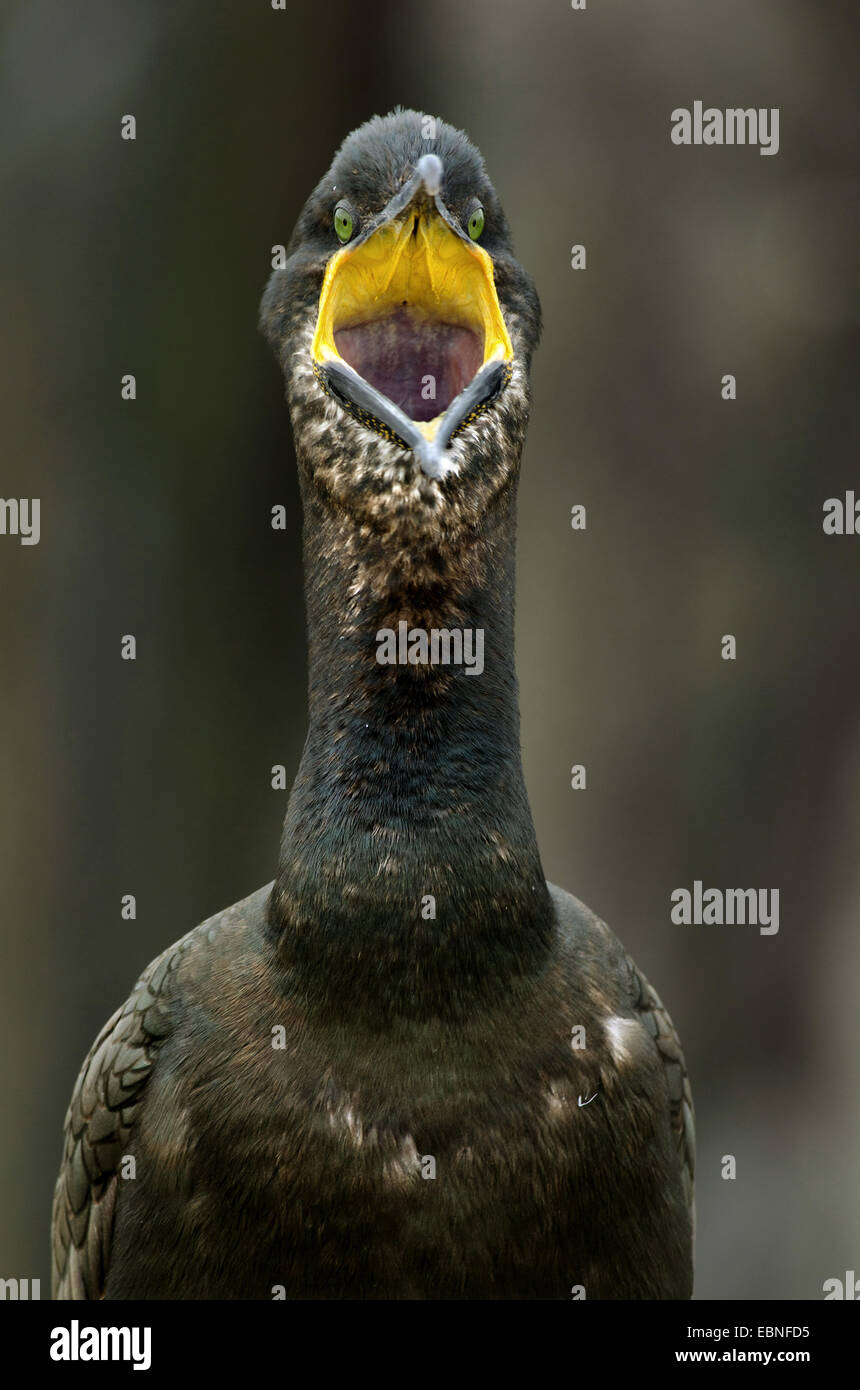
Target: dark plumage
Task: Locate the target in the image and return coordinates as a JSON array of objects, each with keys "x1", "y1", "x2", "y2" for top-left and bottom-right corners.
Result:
[{"x1": 52, "y1": 109, "x2": 694, "y2": 1300}]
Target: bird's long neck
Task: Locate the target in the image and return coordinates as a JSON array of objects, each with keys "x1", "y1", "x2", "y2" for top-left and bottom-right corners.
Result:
[{"x1": 268, "y1": 474, "x2": 554, "y2": 1020}]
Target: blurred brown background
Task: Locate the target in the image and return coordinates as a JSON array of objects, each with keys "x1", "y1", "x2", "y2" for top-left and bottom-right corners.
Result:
[{"x1": 0, "y1": 0, "x2": 857, "y2": 1299}]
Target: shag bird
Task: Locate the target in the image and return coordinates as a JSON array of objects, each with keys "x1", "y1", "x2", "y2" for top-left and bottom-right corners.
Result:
[{"x1": 52, "y1": 110, "x2": 694, "y2": 1300}]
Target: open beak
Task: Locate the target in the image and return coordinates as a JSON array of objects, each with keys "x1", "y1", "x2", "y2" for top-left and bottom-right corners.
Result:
[{"x1": 312, "y1": 155, "x2": 513, "y2": 479}]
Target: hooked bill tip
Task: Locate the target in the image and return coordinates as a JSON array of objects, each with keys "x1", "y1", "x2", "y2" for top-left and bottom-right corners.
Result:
[{"x1": 415, "y1": 153, "x2": 443, "y2": 196}]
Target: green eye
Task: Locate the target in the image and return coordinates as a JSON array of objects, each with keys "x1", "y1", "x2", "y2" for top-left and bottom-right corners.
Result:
[
  {"x1": 467, "y1": 205, "x2": 485, "y2": 240},
  {"x1": 333, "y1": 204, "x2": 354, "y2": 243}
]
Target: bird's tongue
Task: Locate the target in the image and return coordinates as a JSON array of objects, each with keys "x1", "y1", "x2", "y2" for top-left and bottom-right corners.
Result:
[{"x1": 334, "y1": 309, "x2": 483, "y2": 422}]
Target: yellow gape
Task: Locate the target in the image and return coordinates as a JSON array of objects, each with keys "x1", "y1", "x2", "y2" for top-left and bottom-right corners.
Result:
[{"x1": 312, "y1": 209, "x2": 512, "y2": 441}]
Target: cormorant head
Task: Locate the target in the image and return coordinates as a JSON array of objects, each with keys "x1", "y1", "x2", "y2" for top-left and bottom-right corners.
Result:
[{"x1": 261, "y1": 109, "x2": 541, "y2": 536}]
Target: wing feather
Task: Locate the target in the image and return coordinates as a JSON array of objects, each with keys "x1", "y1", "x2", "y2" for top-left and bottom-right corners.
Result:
[
  {"x1": 626, "y1": 953, "x2": 696, "y2": 1220},
  {"x1": 51, "y1": 937, "x2": 189, "y2": 1299}
]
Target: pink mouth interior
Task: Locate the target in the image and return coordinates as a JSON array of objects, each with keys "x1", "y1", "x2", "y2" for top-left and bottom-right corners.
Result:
[{"x1": 334, "y1": 308, "x2": 483, "y2": 422}]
